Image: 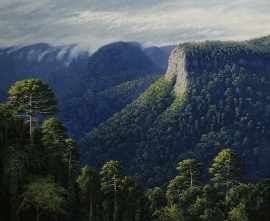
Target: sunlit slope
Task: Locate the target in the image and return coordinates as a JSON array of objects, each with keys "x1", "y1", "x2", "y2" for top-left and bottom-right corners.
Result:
[{"x1": 81, "y1": 36, "x2": 270, "y2": 186}]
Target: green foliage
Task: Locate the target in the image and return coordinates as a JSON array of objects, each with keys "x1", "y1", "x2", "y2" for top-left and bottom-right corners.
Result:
[
  {"x1": 63, "y1": 75, "x2": 160, "y2": 138},
  {"x1": 147, "y1": 187, "x2": 166, "y2": 216},
  {"x1": 77, "y1": 166, "x2": 100, "y2": 221},
  {"x1": 18, "y1": 177, "x2": 66, "y2": 221},
  {"x1": 159, "y1": 150, "x2": 270, "y2": 221},
  {"x1": 166, "y1": 176, "x2": 186, "y2": 205},
  {"x1": 42, "y1": 118, "x2": 67, "y2": 183},
  {"x1": 8, "y1": 79, "x2": 57, "y2": 116},
  {"x1": 3, "y1": 36, "x2": 270, "y2": 221},
  {"x1": 1, "y1": 79, "x2": 150, "y2": 221},
  {"x1": 81, "y1": 77, "x2": 175, "y2": 185},
  {"x1": 0, "y1": 79, "x2": 80, "y2": 221},
  {"x1": 81, "y1": 37, "x2": 270, "y2": 186},
  {"x1": 42, "y1": 118, "x2": 67, "y2": 150},
  {"x1": 77, "y1": 160, "x2": 151, "y2": 221},
  {"x1": 64, "y1": 138, "x2": 80, "y2": 182},
  {"x1": 209, "y1": 149, "x2": 243, "y2": 196},
  {"x1": 8, "y1": 79, "x2": 57, "y2": 139},
  {"x1": 2, "y1": 85, "x2": 270, "y2": 221},
  {"x1": 228, "y1": 203, "x2": 249, "y2": 221},
  {"x1": 156, "y1": 205, "x2": 184, "y2": 221},
  {"x1": 177, "y1": 159, "x2": 202, "y2": 188}
]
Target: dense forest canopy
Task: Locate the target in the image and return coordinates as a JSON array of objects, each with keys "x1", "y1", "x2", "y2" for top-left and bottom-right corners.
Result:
[
  {"x1": 0, "y1": 79, "x2": 150, "y2": 221},
  {"x1": 1, "y1": 82, "x2": 270, "y2": 221},
  {"x1": 1, "y1": 35, "x2": 270, "y2": 221},
  {"x1": 81, "y1": 35, "x2": 270, "y2": 187}
]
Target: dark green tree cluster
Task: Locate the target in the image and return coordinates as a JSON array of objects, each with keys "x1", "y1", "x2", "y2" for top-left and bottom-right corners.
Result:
[
  {"x1": 77, "y1": 160, "x2": 150, "y2": 221},
  {"x1": 152, "y1": 149, "x2": 270, "y2": 221},
  {"x1": 0, "y1": 79, "x2": 79, "y2": 221},
  {"x1": 0, "y1": 78, "x2": 154, "y2": 221},
  {"x1": 1, "y1": 79, "x2": 270, "y2": 221}
]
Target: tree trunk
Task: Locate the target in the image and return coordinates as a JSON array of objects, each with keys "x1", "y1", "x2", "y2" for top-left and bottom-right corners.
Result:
[
  {"x1": 36, "y1": 206, "x2": 40, "y2": 221},
  {"x1": 68, "y1": 151, "x2": 72, "y2": 182},
  {"x1": 226, "y1": 153, "x2": 231, "y2": 199},
  {"x1": 113, "y1": 175, "x2": 118, "y2": 221},
  {"x1": 29, "y1": 114, "x2": 32, "y2": 140},
  {"x1": 189, "y1": 164, "x2": 193, "y2": 187},
  {"x1": 29, "y1": 95, "x2": 33, "y2": 143},
  {"x1": 89, "y1": 199, "x2": 93, "y2": 221}
]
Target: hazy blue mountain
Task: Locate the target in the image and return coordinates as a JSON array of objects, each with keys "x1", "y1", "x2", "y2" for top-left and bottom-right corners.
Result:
[
  {"x1": 144, "y1": 45, "x2": 176, "y2": 73},
  {"x1": 0, "y1": 43, "x2": 90, "y2": 98},
  {"x1": 0, "y1": 41, "x2": 174, "y2": 138},
  {"x1": 60, "y1": 41, "x2": 166, "y2": 137}
]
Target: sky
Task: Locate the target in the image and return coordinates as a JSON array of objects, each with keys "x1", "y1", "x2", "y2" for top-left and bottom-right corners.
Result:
[{"x1": 0, "y1": 0, "x2": 270, "y2": 51}]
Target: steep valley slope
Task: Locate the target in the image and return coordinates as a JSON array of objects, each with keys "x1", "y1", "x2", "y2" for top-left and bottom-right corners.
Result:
[
  {"x1": 0, "y1": 42, "x2": 173, "y2": 138},
  {"x1": 80, "y1": 36, "x2": 270, "y2": 187}
]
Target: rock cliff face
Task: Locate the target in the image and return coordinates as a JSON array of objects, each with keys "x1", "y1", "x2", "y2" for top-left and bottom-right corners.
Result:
[
  {"x1": 165, "y1": 42, "x2": 270, "y2": 97},
  {"x1": 165, "y1": 47, "x2": 188, "y2": 96}
]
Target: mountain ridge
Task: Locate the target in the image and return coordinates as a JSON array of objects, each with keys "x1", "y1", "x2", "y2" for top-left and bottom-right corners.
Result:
[
  {"x1": 80, "y1": 35, "x2": 270, "y2": 186},
  {"x1": 0, "y1": 41, "x2": 174, "y2": 138}
]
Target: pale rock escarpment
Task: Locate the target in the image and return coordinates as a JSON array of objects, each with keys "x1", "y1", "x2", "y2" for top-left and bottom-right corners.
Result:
[
  {"x1": 165, "y1": 43, "x2": 270, "y2": 97},
  {"x1": 165, "y1": 47, "x2": 188, "y2": 96}
]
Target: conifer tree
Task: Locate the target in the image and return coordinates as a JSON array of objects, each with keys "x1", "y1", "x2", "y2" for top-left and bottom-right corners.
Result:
[
  {"x1": 209, "y1": 149, "x2": 243, "y2": 198},
  {"x1": 18, "y1": 177, "x2": 66, "y2": 221},
  {"x1": 41, "y1": 118, "x2": 67, "y2": 182},
  {"x1": 176, "y1": 159, "x2": 202, "y2": 188},
  {"x1": 77, "y1": 166, "x2": 100, "y2": 221},
  {"x1": 100, "y1": 160, "x2": 122, "y2": 221},
  {"x1": 8, "y1": 79, "x2": 57, "y2": 140}
]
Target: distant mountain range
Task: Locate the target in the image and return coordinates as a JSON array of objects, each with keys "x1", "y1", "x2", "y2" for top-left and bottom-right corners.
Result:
[
  {"x1": 0, "y1": 41, "x2": 175, "y2": 137},
  {"x1": 0, "y1": 43, "x2": 90, "y2": 98}
]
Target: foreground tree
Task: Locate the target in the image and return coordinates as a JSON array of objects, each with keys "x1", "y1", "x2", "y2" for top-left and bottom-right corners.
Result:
[
  {"x1": 209, "y1": 149, "x2": 243, "y2": 198},
  {"x1": 8, "y1": 79, "x2": 57, "y2": 139},
  {"x1": 176, "y1": 159, "x2": 202, "y2": 188},
  {"x1": 147, "y1": 187, "x2": 166, "y2": 219},
  {"x1": 166, "y1": 176, "x2": 186, "y2": 205},
  {"x1": 42, "y1": 118, "x2": 67, "y2": 182},
  {"x1": 228, "y1": 203, "x2": 249, "y2": 221},
  {"x1": 157, "y1": 204, "x2": 184, "y2": 221},
  {"x1": 18, "y1": 177, "x2": 66, "y2": 221},
  {"x1": 77, "y1": 166, "x2": 100, "y2": 221},
  {"x1": 166, "y1": 159, "x2": 201, "y2": 207},
  {"x1": 64, "y1": 138, "x2": 79, "y2": 183},
  {"x1": 100, "y1": 160, "x2": 122, "y2": 221}
]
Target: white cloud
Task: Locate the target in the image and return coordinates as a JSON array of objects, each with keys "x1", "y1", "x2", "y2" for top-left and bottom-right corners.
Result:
[{"x1": 0, "y1": 0, "x2": 269, "y2": 50}]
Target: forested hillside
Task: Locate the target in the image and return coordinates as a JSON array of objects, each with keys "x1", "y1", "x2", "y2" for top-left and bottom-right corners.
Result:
[
  {"x1": 60, "y1": 42, "x2": 164, "y2": 137},
  {"x1": 81, "y1": 36, "x2": 270, "y2": 187},
  {"x1": 2, "y1": 36, "x2": 270, "y2": 221},
  {"x1": 1, "y1": 81, "x2": 270, "y2": 221},
  {"x1": 0, "y1": 79, "x2": 150, "y2": 221},
  {"x1": 0, "y1": 42, "x2": 172, "y2": 138}
]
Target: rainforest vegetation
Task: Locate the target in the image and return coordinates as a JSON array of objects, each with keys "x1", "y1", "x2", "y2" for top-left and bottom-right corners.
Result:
[
  {"x1": 81, "y1": 38, "x2": 270, "y2": 187},
  {"x1": 1, "y1": 79, "x2": 270, "y2": 221},
  {"x1": 2, "y1": 37, "x2": 270, "y2": 221}
]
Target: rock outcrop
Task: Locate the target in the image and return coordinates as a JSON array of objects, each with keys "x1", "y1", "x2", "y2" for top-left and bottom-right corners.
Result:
[
  {"x1": 165, "y1": 42, "x2": 270, "y2": 97},
  {"x1": 165, "y1": 47, "x2": 188, "y2": 96}
]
